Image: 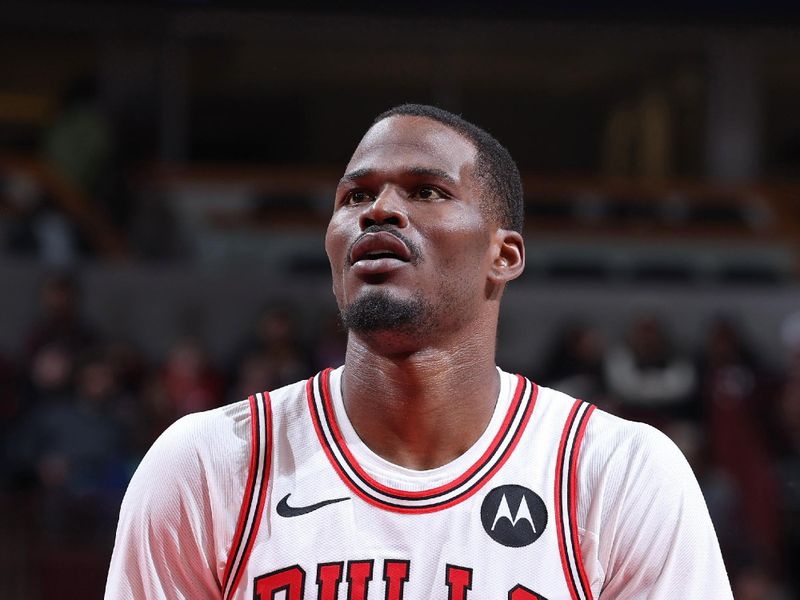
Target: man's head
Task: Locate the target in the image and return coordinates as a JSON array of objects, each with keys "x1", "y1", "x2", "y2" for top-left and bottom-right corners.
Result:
[
  {"x1": 325, "y1": 104, "x2": 525, "y2": 348},
  {"x1": 374, "y1": 104, "x2": 524, "y2": 233}
]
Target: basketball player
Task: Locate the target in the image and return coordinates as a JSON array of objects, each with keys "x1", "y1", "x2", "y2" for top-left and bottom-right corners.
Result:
[{"x1": 106, "y1": 105, "x2": 732, "y2": 599}]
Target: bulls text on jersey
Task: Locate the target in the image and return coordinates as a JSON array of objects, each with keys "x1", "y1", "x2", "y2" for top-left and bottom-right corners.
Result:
[{"x1": 253, "y1": 560, "x2": 548, "y2": 600}]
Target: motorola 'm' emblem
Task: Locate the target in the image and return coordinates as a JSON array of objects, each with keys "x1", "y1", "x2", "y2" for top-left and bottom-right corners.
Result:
[{"x1": 480, "y1": 485, "x2": 547, "y2": 547}]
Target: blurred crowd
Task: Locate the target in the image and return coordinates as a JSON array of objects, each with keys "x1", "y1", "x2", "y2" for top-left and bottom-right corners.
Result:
[{"x1": 1, "y1": 273, "x2": 798, "y2": 599}]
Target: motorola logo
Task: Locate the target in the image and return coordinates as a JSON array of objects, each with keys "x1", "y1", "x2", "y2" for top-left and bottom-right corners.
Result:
[{"x1": 480, "y1": 485, "x2": 548, "y2": 547}]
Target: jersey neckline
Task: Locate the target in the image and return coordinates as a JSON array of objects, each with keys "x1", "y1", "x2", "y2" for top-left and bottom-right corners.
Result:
[
  {"x1": 306, "y1": 367, "x2": 538, "y2": 513},
  {"x1": 328, "y1": 365, "x2": 510, "y2": 485}
]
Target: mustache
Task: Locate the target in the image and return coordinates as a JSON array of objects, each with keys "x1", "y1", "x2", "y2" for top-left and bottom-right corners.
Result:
[{"x1": 347, "y1": 225, "x2": 422, "y2": 266}]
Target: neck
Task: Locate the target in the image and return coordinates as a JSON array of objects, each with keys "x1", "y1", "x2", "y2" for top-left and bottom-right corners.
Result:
[{"x1": 341, "y1": 327, "x2": 500, "y2": 470}]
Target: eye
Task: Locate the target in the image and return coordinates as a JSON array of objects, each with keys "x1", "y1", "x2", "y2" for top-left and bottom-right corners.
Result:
[
  {"x1": 413, "y1": 186, "x2": 447, "y2": 201},
  {"x1": 344, "y1": 190, "x2": 374, "y2": 205}
]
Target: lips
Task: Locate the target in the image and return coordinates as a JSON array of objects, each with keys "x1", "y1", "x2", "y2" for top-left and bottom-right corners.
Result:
[{"x1": 349, "y1": 231, "x2": 413, "y2": 265}]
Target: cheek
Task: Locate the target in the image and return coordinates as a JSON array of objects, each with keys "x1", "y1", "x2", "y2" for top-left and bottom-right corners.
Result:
[
  {"x1": 431, "y1": 219, "x2": 493, "y2": 272},
  {"x1": 324, "y1": 217, "x2": 347, "y2": 267},
  {"x1": 324, "y1": 222, "x2": 346, "y2": 301},
  {"x1": 324, "y1": 220, "x2": 336, "y2": 259}
]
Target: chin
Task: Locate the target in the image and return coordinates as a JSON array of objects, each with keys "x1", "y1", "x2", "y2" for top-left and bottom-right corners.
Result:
[{"x1": 340, "y1": 289, "x2": 430, "y2": 335}]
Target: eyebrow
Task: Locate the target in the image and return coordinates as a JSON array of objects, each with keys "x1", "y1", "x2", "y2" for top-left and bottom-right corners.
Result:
[{"x1": 338, "y1": 166, "x2": 458, "y2": 187}]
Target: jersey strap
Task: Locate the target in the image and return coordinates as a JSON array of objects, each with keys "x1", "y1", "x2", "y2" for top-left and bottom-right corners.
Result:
[
  {"x1": 222, "y1": 391, "x2": 272, "y2": 600},
  {"x1": 307, "y1": 369, "x2": 538, "y2": 513},
  {"x1": 554, "y1": 398, "x2": 596, "y2": 600}
]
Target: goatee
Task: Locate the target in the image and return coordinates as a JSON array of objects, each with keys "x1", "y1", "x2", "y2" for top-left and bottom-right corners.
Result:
[{"x1": 340, "y1": 289, "x2": 431, "y2": 334}]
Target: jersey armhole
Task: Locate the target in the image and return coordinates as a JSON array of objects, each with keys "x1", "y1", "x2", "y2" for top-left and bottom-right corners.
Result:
[
  {"x1": 222, "y1": 392, "x2": 273, "y2": 600},
  {"x1": 554, "y1": 399, "x2": 597, "y2": 600}
]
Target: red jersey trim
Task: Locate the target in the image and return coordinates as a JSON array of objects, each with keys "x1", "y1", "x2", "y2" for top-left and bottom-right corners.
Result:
[
  {"x1": 307, "y1": 369, "x2": 538, "y2": 513},
  {"x1": 321, "y1": 369, "x2": 527, "y2": 498},
  {"x1": 569, "y1": 403, "x2": 596, "y2": 600},
  {"x1": 554, "y1": 399, "x2": 595, "y2": 600},
  {"x1": 221, "y1": 394, "x2": 259, "y2": 593},
  {"x1": 222, "y1": 391, "x2": 272, "y2": 600}
]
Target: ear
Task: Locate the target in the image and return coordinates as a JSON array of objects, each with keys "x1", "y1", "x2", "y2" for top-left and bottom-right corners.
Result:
[{"x1": 488, "y1": 229, "x2": 525, "y2": 285}]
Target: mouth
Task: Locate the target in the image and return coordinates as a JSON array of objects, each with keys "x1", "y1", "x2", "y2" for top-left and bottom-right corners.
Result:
[{"x1": 349, "y1": 231, "x2": 413, "y2": 266}]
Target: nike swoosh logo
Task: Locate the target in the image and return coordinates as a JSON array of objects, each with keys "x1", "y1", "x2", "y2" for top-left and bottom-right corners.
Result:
[{"x1": 276, "y1": 493, "x2": 350, "y2": 517}]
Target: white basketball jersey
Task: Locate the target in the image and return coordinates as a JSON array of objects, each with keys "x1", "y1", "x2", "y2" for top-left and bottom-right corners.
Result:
[{"x1": 222, "y1": 367, "x2": 595, "y2": 600}]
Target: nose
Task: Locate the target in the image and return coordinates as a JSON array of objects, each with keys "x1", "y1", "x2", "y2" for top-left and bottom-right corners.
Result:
[{"x1": 359, "y1": 187, "x2": 409, "y2": 230}]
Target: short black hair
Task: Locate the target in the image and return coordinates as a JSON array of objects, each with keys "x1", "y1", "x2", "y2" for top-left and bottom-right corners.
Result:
[{"x1": 373, "y1": 103, "x2": 524, "y2": 232}]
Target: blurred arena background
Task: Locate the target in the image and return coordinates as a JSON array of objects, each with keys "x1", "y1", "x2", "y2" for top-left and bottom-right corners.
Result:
[{"x1": 1, "y1": 1, "x2": 799, "y2": 598}]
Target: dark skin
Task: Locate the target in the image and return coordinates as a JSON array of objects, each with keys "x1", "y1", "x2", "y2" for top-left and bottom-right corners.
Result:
[{"x1": 325, "y1": 115, "x2": 525, "y2": 470}]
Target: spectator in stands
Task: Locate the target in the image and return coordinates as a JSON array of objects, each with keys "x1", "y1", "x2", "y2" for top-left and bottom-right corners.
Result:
[
  {"x1": 7, "y1": 341, "x2": 74, "y2": 490},
  {"x1": 229, "y1": 307, "x2": 341, "y2": 404},
  {"x1": 41, "y1": 75, "x2": 134, "y2": 256},
  {"x1": 537, "y1": 321, "x2": 608, "y2": 406},
  {"x1": 5, "y1": 350, "x2": 129, "y2": 541},
  {"x1": 105, "y1": 339, "x2": 148, "y2": 397},
  {"x1": 160, "y1": 337, "x2": 223, "y2": 419},
  {"x1": 231, "y1": 303, "x2": 310, "y2": 391},
  {"x1": 24, "y1": 342, "x2": 75, "y2": 408},
  {"x1": 732, "y1": 565, "x2": 791, "y2": 600},
  {"x1": 605, "y1": 314, "x2": 698, "y2": 425},
  {"x1": 25, "y1": 273, "x2": 96, "y2": 359},
  {"x1": 699, "y1": 318, "x2": 782, "y2": 583},
  {"x1": 43, "y1": 76, "x2": 112, "y2": 203},
  {"x1": 698, "y1": 317, "x2": 764, "y2": 416},
  {"x1": 137, "y1": 373, "x2": 174, "y2": 452},
  {"x1": 3, "y1": 174, "x2": 80, "y2": 266}
]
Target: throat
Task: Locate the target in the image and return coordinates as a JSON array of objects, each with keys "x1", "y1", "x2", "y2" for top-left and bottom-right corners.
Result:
[
  {"x1": 364, "y1": 408, "x2": 484, "y2": 471},
  {"x1": 337, "y1": 353, "x2": 501, "y2": 471}
]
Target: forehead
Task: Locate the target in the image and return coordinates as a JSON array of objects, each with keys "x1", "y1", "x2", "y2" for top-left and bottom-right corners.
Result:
[{"x1": 344, "y1": 115, "x2": 478, "y2": 183}]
